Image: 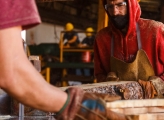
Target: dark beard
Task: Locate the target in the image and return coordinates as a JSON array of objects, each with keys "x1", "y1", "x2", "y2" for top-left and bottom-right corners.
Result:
[{"x1": 110, "y1": 14, "x2": 129, "y2": 29}]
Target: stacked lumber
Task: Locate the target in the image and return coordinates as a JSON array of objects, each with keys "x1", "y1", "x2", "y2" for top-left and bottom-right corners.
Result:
[{"x1": 107, "y1": 99, "x2": 164, "y2": 120}]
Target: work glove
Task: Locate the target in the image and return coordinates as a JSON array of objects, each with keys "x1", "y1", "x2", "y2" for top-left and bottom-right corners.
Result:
[
  {"x1": 55, "y1": 87, "x2": 127, "y2": 120},
  {"x1": 138, "y1": 79, "x2": 156, "y2": 99},
  {"x1": 149, "y1": 76, "x2": 164, "y2": 98}
]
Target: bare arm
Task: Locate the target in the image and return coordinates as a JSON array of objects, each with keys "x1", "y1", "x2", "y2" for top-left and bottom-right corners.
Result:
[{"x1": 0, "y1": 26, "x2": 67, "y2": 112}]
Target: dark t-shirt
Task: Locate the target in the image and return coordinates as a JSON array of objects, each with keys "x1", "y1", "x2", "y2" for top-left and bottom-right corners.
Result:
[
  {"x1": 63, "y1": 31, "x2": 80, "y2": 46},
  {"x1": 82, "y1": 36, "x2": 95, "y2": 46},
  {"x1": 0, "y1": 0, "x2": 41, "y2": 30}
]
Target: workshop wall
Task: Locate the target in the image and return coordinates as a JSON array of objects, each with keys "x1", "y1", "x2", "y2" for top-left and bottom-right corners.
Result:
[{"x1": 26, "y1": 22, "x2": 85, "y2": 45}]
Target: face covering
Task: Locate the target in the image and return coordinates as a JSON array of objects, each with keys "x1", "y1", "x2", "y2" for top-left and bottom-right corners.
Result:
[{"x1": 110, "y1": 14, "x2": 129, "y2": 29}]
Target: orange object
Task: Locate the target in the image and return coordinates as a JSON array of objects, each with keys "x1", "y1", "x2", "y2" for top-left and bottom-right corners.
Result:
[{"x1": 81, "y1": 51, "x2": 91, "y2": 63}]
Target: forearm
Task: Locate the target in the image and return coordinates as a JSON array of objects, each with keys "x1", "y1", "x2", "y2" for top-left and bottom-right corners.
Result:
[
  {"x1": 0, "y1": 26, "x2": 67, "y2": 112},
  {"x1": 5, "y1": 60, "x2": 67, "y2": 112}
]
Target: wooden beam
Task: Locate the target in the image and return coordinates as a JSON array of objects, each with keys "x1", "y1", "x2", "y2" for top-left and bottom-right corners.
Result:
[
  {"x1": 97, "y1": 0, "x2": 108, "y2": 32},
  {"x1": 37, "y1": 6, "x2": 98, "y2": 30}
]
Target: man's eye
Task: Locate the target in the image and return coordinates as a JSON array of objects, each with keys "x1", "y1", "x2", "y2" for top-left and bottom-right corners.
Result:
[{"x1": 117, "y1": 3, "x2": 124, "y2": 6}]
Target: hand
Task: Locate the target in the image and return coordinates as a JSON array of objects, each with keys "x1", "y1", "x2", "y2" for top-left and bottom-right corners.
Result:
[
  {"x1": 63, "y1": 43, "x2": 70, "y2": 48},
  {"x1": 138, "y1": 79, "x2": 157, "y2": 99},
  {"x1": 77, "y1": 43, "x2": 84, "y2": 48},
  {"x1": 106, "y1": 72, "x2": 119, "y2": 81},
  {"x1": 55, "y1": 87, "x2": 127, "y2": 120},
  {"x1": 149, "y1": 76, "x2": 164, "y2": 98}
]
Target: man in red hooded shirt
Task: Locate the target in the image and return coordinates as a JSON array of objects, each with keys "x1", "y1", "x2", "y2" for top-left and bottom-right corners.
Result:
[{"x1": 94, "y1": 0, "x2": 164, "y2": 98}]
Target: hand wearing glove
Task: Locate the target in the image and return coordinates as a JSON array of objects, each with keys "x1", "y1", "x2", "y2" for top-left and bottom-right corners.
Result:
[
  {"x1": 55, "y1": 87, "x2": 127, "y2": 120},
  {"x1": 138, "y1": 79, "x2": 156, "y2": 99},
  {"x1": 149, "y1": 76, "x2": 164, "y2": 98},
  {"x1": 138, "y1": 76, "x2": 164, "y2": 99}
]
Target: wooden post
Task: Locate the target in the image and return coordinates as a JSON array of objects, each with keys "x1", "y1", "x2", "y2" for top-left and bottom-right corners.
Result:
[
  {"x1": 46, "y1": 67, "x2": 50, "y2": 83},
  {"x1": 97, "y1": 0, "x2": 108, "y2": 32},
  {"x1": 59, "y1": 32, "x2": 63, "y2": 63},
  {"x1": 160, "y1": 1, "x2": 164, "y2": 23}
]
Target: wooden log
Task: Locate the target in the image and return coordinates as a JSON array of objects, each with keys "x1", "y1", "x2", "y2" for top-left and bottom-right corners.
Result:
[
  {"x1": 60, "y1": 81, "x2": 143, "y2": 99},
  {"x1": 60, "y1": 81, "x2": 137, "y2": 91}
]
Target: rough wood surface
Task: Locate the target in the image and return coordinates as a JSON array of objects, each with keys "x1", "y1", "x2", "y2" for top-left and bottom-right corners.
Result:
[
  {"x1": 60, "y1": 81, "x2": 135, "y2": 91},
  {"x1": 60, "y1": 81, "x2": 143, "y2": 100}
]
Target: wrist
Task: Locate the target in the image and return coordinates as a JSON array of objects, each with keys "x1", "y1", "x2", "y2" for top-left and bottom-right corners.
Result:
[
  {"x1": 56, "y1": 90, "x2": 70, "y2": 115},
  {"x1": 54, "y1": 87, "x2": 84, "y2": 119}
]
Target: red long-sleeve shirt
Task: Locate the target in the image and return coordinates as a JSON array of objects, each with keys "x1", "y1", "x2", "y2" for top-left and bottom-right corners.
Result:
[{"x1": 94, "y1": 0, "x2": 164, "y2": 82}]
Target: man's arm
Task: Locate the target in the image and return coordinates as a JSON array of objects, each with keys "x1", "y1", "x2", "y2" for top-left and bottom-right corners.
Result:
[
  {"x1": 94, "y1": 38, "x2": 107, "y2": 82},
  {"x1": 67, "y1": 35, "x2": 77, "y2": 44},
  {"x1": 0, "y1": 26, "x2": 67, "y2": 112}
]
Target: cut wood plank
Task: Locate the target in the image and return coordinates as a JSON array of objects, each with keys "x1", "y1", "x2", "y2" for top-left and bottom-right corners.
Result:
[
  {"x1": 138, "y1": 113, "x2": 164, "y2": 120},
  {"x1": 107, "y1": 99, "x2": 164, "y2": 108},
  {"x1": 110, "y1": 107, "x2": 148, "y2": 115},
  {"x1": 148, "y1": 106, "x2": 164, "y2": 113},
  {"x1": 110, "y1": 106, "x2": 164, "y2": 115}
]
